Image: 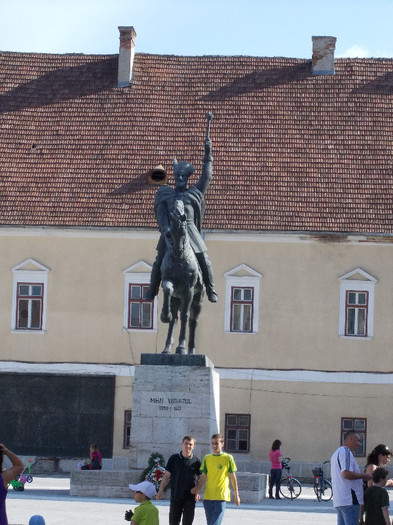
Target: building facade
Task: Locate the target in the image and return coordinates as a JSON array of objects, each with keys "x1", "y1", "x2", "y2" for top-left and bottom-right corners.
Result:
[{"x1": 1, "y1": 28, "x2": 393, "y2": 468}]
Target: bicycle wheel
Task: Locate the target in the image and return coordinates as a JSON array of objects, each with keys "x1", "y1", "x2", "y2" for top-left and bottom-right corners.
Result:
[
  {"x1": 313, "y1": 479, "x2": 321, "y2": 501},
  {"x1": 279, "y1": 477, "x2": 302, "y2": 499},
  {"x1": 319, "y1": 479, "x2": 333, "y2": 501}
]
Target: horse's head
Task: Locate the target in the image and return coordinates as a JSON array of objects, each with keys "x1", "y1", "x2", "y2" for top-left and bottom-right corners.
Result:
[
  {"x1": 168, "y1": 200, "x2": 188, "y2": 257},
  {"x1": 170, "y1": 200, "x2": 187, "y2": 225}
]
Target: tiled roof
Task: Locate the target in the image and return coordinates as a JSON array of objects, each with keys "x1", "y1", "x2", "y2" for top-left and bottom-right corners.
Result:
[{"x1": 1, "y1": 51, "x2": 393, "y2": 233}]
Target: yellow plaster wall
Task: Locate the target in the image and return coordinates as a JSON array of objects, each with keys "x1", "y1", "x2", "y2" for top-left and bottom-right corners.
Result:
[
  {"x1": 220, "y1": 378, "x2": 393, "y2": 464},
  {"x1": 1, "y1": 232, "x2": 392, "y2": 372}
]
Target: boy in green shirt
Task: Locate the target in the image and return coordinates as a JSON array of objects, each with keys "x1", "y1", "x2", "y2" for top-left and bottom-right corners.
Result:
[{"x1": 127, "y1": 481, "x2": 159, "y2": 525}]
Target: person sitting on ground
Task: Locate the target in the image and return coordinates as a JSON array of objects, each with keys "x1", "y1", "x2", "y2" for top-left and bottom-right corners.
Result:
[{"x1": 81, "y1": 443, "x2": 102, "y2": 470}]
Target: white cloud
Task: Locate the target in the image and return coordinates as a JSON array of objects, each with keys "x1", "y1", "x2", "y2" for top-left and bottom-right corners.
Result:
[{"x1": 338, "y1": 45, "x2": 370, "y2": 58}]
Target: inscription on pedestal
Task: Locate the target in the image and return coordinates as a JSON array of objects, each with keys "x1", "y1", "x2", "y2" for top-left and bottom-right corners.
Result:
[{"x1": 145, "y1": 392, "x2": 198, "y2": 417}]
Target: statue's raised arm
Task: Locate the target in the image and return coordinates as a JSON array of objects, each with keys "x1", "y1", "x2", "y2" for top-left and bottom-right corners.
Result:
[{"x1": 196, "y1": 112, "x2": 213, "y2": 195}]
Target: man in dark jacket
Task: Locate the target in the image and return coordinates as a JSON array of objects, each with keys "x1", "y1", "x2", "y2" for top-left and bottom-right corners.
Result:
[{"x1": 156, "y1": 436, "x2": 201, "y2": 525}]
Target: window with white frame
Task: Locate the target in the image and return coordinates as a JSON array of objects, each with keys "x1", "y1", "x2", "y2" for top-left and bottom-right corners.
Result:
[
  {"x1": 224, "y1": 264, "x2": 262, "y2": 333},
  {"x1": 16, "y1": 283, "x2": 44, "y2": 330},
  {"x1": 123, "y1": 262, "x2": 157, "y2": 331},
  {"x1": 338, "y1": 268, "x2": 377, "y2": 338},
  {"x1": 231, "y1": 287, "x2": 253, "y2": 332},
  {"x1": 12, "y1": 259, "x2": 50, "y2": 332},
  {"x1": 128, "y1": 283, "x2": 153, "y2": 330},
  {"x1": 345, "y1": 291, "x2": 368, "y2": 336}
]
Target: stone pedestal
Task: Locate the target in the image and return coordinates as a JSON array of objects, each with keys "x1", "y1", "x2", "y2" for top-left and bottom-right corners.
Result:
[{"x1": 129, "y1": 354, "x2": 219, "y2": 470}]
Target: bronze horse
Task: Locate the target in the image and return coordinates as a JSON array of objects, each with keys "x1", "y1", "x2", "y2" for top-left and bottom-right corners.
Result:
[{"x1": 160, "y1": 200, "x2": 204, "y2": 354}]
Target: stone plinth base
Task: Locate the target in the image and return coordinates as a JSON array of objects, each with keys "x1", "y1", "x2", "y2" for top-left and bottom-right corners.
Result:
[
  {"x1": 70, "y1": 470, "x2": 140, "y2": 498},
  {"x1": 236, "y1": 472, "x2": 267, "y2": 503},
  {"x1": 69, "y1": 470, "x2": 267, "y2": 502},
  {"x1": 129, "y1": 356, "x2": 219, "y2": 469}
]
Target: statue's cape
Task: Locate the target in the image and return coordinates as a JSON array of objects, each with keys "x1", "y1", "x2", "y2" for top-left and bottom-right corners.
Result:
[{"x1": 154, "y1": 185, "x2": 205, "y2": 232}]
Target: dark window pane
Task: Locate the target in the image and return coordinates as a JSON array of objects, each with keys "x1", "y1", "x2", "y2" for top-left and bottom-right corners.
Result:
[
  {"x1": 239, "y1": 440, "x2": 248, "y2": 451},
  {"x1": 354, "y1": 419, "x2": 366, "y2": 431},
  {"x1": 243, "y1": 304, "x2": 252, "y2": 331},
  {"x1": 124, "y1": 410, "x2": 132, "y2": 449},
  {"x1": 142, "y1": 303, "x2": 152, "y2": 328},
  {"x1": 346, "y1": 309, "x2": 355, "y2": 335},
  {"x1": 19, "y1": 285, "x2": 29, "y2": 296},
  {"x1": 357, "y1": 309, "x2": 366, "y2": 335},
  {"x1": 358, "y1": 293, "x2": 367, "y2": 305},
  {"x1": 239, "y1": 415, "x2": 250, "y2": 426},
  {"x1": 31, "y1": 285, "x2": 42, "y2": 296},
  {"x1": 232, "y1": 305, "x2": 241, "y2": 331},
  {"x1": 30, "y1": 300, "x2": 41, "y2": 328},
  {"x1": 347, "y1": 292, "x2": 357, "y2": 305},
  {"x1": 233, "y1": 288, "x2": 241, "y2": 301},
  {"x1": 130, "y1": 286, "x2": 141, "y2": 300},
  {"x1": 227, "y1": 415, "x2": 238, "y2": 425},
  {"x1": 238, "y1": 429, "x2": 248, "y2": 440},
  {"x1": 342, "y1": 419, "x2": 353, "y2": 431},
  {"x1": 18, "y1": 300, "x2": 29, "y2": 328},
  {"x1": 130, "y1": 303, "x2": 140, "y2": 327},
  {"x1": 243, "y1": 289, "x2": 252, "y2": 301}
]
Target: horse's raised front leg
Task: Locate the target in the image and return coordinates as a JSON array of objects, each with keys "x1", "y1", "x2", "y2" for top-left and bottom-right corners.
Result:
[{"x1": 160, "y1": 280, "x2": 173, "y2": 323}]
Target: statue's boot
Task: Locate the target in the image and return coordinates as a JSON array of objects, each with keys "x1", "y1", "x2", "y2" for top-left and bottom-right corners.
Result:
[
  {"x1": 145, "y1": 260, "x2": 162, "y2": 300},
  {"x1": 196, "y1": 253, "x2": 218, "y2": 303}
]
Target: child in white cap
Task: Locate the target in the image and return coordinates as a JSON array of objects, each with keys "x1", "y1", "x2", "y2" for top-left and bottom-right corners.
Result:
[{"x1": 126, "y1": 480, "x2": 159, "y2": 525}]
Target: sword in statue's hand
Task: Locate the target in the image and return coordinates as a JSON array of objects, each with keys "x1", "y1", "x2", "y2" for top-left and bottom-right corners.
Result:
[{"x1": 206, "y1": 111, "x2": 213, "y2": 140}]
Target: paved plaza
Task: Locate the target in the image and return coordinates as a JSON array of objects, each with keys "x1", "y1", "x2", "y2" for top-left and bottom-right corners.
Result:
[{"x1": 4, "y1": 476, "x2": 344, "y2": 525}]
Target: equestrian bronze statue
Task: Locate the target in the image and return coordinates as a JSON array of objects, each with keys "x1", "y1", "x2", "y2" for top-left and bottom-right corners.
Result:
[{"x1": 146, "y1": 112, "x2": 217, "y2": 354}]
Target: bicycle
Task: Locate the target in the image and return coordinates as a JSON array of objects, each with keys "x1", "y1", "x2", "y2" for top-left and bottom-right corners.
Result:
[
  {"x1": 279, "y1": 457, "x2": 302, "y2": 500},
  {"x1": 312, "y1": 460, "x2": 333, "y2": 502}
]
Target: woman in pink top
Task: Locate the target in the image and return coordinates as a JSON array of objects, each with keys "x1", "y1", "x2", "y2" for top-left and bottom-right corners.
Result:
[{"x1": 268, "y1": 439, "x2": 283, "y2": 499}]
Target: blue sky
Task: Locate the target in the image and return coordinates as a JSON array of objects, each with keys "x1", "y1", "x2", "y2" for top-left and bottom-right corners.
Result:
[{"x1": 1, "y1": 0, "x2": 392, "y2": 58}]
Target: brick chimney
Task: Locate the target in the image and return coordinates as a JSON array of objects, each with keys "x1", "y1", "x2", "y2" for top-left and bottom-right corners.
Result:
[
  {"x1": 118, "y1": 26, "x2": 137, "y2": 87},
  {"x1": 312, "y1": 36, "x2": 337, "y2": 76}
]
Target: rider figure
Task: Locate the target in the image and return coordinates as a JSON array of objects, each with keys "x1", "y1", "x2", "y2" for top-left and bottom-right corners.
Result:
[{"x1": 145, "y1": 137, "x2": 218, "y2": 303}]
